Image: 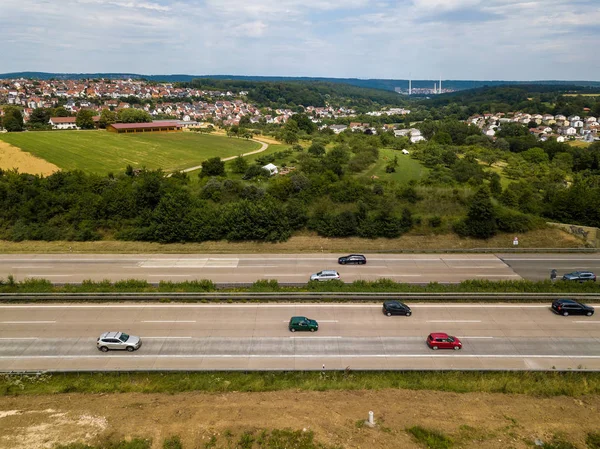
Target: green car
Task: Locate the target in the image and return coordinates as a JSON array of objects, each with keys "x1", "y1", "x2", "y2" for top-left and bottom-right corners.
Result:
[{"x1": 289, "y1": 316, "x2": 319, "y2": 332}]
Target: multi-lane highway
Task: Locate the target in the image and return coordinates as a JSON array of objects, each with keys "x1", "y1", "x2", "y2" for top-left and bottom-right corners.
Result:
[
  {"x1": 1, "y1": 303, "x2": 599, "y2": 371},
  {"x1": 1, "y1": 253, "x2": 599, "y2": 283}
]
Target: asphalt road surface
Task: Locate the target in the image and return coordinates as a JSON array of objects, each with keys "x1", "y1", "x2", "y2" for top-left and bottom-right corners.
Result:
[
  {"x1": 1, "y1": 253, "x2": 599, "y2": 284},
  {"x1": 1, "y1": 303, "x2": 599, "y2": 371}
]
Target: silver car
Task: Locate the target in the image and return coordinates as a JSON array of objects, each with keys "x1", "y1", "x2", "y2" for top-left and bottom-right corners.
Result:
[
  {"x1": 310, "y1": 270, "x2": 341, "y2": 281},
  {"x1": 97, "y1": 332, "x2": 142, "y2": 352}
]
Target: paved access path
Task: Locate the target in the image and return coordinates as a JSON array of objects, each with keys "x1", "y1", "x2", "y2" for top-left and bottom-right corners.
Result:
[
  {"x1": 1, "y1": 303, "x2": 599, "y2": 371},
  {"x1": 179, "y1": 139, "x2": 269, "y2": 174},
  {"x1": 1, "y1": 253, "x2": 599, "y2": 284}
]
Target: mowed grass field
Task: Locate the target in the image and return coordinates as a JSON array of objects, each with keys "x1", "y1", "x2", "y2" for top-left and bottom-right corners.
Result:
[
  {"x1": 0, "y1": 131, "x2": 261, "y2": 174},
  {"x1": 359, "y1": 148, "x2": 428, "y2": 183}
]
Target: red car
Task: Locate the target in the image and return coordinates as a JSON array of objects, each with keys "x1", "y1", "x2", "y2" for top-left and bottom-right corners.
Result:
[{"x1": 427, "y1": 333, "x2": 462, "y2": 350}]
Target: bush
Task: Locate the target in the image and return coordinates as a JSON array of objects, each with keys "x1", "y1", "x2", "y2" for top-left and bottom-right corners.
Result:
[
  {"x1": 496, "y1": 208, "x2": 544, "y2": 233},
  {"x1": 163, "y1": 436, "x2": 183, "y2": 449},
  {"x1": 406, "y1": 426, "x2": 453, "y2": 449},
  {"x1": 428, "y1": 216, "x2": 443, "y2": 228},
  {"x1": 586, "y1": 432, "x2": 600, "y2": 449}
]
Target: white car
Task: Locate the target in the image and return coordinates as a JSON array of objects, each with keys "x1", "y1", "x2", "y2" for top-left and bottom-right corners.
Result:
[
  {"x1": 310, "y1": 270, "x2": 341, "y2": 282},
  {"x1": 97, "y1": 332, "x2": 142, "y2": 352}
]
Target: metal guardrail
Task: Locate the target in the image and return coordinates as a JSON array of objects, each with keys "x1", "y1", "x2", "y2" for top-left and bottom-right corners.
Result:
[
  {"x1": 1, "y1": 292, "x2": 600, "y2": 301},
  {"x1": 369, "y1": 248, "x2": 599, "y2": 253}
]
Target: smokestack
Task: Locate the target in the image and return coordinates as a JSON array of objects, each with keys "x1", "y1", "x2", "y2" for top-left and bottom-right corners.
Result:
[
  {"x1": 439, "y1": 76, "x2": 442, "y2": 94},
  {"x1": 409, "y1": 78, "x2": 412, "y2": 95},
  {"x1": 434, "y1": 82, "x2": 437, "y2": 94}
]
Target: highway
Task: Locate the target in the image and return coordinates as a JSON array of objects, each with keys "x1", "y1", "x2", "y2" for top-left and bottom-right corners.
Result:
[
  {"x1": 1, "y1": 303, "x2": 599, "y2": 371},
  {"x1": 1, "y1": 253, "x2": 599, "y2": 283}
]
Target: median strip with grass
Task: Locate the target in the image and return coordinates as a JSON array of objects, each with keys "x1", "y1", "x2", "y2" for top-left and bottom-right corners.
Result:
[{"x1": 0, "y1": 278, "x2": 599, "y2": 297}]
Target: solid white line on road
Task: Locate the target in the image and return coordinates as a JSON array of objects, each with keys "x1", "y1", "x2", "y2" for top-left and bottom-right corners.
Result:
[
  {"x1": 2, "y1": 354, "x2": 600, "y2": 359},
  {"x1": 147, "y1": 275, "x2": 193, "y2": 277},
  {"x1": 475, "y1": 275, "x2": 521, "y2": 277},
  {"x1": 0, "y1": 304, "x2": 575, "y2": 309},
  {"x1": 143, "y1": 337, "x2": 193, "y2": 339},
  {"x1": 11, "y1": 266, "x2": 54, "y2": 269},
  {"x1": 426, "y1": 320, "x2": 482, "y2": 323},
  {"x1": 141, "y1": 321, "x2": 196, "y2": 323},
  {"x1": 1, "y1": 321, "x2": 56, "y2": 324},
  {"x1": 574, "y1": 321, "x2": 600, "y2": 323},
  {"x1": 457, "y1": 336, "x2": 495, "y2": 339},
  {"x1": 289, "y1": 336, "x2": 342, "y2": 339},
  {"x1": 0, "y1": 337, "x2": 38, "y2": 340},
  {"x1": 25, "y1": 275, "x2": 72, "y2": 277},
  {"x1": 378, "y1": 274, "x2": 422, "y2": 277},
  {"x1": 264, "y1": 274, "x2": 306, "y2": 277},
  {"x1": 501, "y1": 258, "x2": 600, "y2": 261}
]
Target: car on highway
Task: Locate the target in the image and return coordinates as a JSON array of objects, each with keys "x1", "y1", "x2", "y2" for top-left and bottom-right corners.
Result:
[
  {"x1": 382, "y1": 300, "x2": 412, "y2": 316},
  {"x1": 310, "y1": 270, "x2": 341, "y2": 281},
  {"x1": 426, "y1": 333, "x2": 462, "y2": 350},
  {"x1": 551, "y1": 299, "x2": 595, "y2": 316},
  {"x1": 97, "y1": 332, "x2": 142, "y2": 352},
  {"x1": 338, "y1": 254, "x2": 367, "y2": 265},
  {"x1": 562, "y1": 271, "x2": 596, "y2": 282},
  {"x1": 289, "y1": 316, "x2": 319, "y2": 332}
]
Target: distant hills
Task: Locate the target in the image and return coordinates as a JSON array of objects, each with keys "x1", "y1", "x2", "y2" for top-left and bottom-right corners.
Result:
[{"x1": 1, "y1": 72, "x2": 599, "y2": 92}]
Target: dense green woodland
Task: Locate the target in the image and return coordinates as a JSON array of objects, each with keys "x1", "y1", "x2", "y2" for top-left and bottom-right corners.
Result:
[
  {"x1": 180, "y1": 78, "x2": 407, "y2": 110},
  {"x1": 1, "y1": 123, "x2": 599, "y2": 243}
]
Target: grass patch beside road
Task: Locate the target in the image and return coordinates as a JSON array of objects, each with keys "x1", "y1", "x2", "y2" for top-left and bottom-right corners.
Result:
[
  {"x1": 2, "y1": 371, "x2": 600, "y2": 397},
  {"x1": 0, "y1": 228, "x2": 585, "y2": 254},
  {"x1": 1, "y1": 277, "x2": 600, "y2": 295},
  {"x1": 0, "y1": 131, "x2": 260, "y2": 174}
]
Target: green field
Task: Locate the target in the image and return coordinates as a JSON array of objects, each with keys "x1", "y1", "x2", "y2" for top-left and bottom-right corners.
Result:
[
  {"x1": 358, "y1": 148, "x2": 428, "y2": 183},
  {"x1": 0, "y1": 131, "x2": 261, "y2": 174}
]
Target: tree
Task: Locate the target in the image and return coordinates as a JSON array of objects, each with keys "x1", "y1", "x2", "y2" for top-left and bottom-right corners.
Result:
[
  {"x1": 1, "y1": 106, "x2": 24, "y2": 132},
  {"x1": 489, "y1": 172, "x2": 502, "y2": 197},
  {"x1": 231, "y1": 155, "x2": 249, "y2": 174},
  {"x1": 117, "y1": 108, "x2": 152, "y2": 123},
  {"x1": 457, "y1": 186, "x2": 497, "y2": 239},
  {"x1": 98, "y1": 109, "x2": 117, "y2": 128},
  {"x1": 28, "y1": 108, "x2": 50, "y2": 125},
  {"x1": 200, "y1": 157, "x2": 225, "y2": 177},
  {"x1": 307, "y1": 142, "x2": 326, "y2": 157},
  {"x1": 76, "y1": 109, "x2": 96, "y2": 130}
]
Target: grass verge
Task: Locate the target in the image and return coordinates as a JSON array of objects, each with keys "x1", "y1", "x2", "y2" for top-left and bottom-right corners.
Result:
[
  {"x1": 406, "y1": 426, "x2": 453, "y2": 449},
  {"x1": 1, "y1": 278, "x2": 599, "y2": 296},
  {"x1": 2, "y1": 371, "x2": 600, "y2": 397}
]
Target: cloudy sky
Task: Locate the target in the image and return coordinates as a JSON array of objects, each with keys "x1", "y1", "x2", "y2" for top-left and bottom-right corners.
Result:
[{"x1": 1, "y1": 0, "x2": 598, "y2": 80}]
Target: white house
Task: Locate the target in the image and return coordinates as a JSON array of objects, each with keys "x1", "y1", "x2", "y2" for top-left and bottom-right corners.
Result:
[
  {"x1": 401, "y1": 149, "x2": 410, "y2": 155},
  {"x1": 572, "y1": 120, "x2": 584, "y2": 128},
  {"x1": 410, "y1": 135, "x2": 426, "y2": 143},
  {"x1": 262, "y1": 163, "x2": 278, "y2": 176},
  {"x1": 49, "y1": 117, "x2": 78, "y2": 130}
]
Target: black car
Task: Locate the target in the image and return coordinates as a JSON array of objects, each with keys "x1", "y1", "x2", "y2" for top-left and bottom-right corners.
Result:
[
  {"x1": 338, "y1": 254, "x2": 367, "y2": 265},
  {"x1": 382, "y1": 300, "x2": 412, "y2": 316},
  {"x1": 562, "y1": 271, "x2": 596, "y2": 282},
  {"x1": 551, "y1": 299, "x2": 595, "y2": 317}
]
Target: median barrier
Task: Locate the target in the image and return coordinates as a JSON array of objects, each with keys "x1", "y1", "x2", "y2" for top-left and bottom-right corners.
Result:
[{"x1": 1, "y1": 292, "x2": 600, "y2": 302}]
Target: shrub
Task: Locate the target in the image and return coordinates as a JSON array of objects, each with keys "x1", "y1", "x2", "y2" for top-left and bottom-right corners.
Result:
[
  {"x1": 428, "y1": 216, "x2": 443, "y2": 228},
  {"x1": 407, "y1": 426, "x2": 453, "y2": 449},
  {"x1": 163, "y1": 436, "x2": 183, "y2": 449}
]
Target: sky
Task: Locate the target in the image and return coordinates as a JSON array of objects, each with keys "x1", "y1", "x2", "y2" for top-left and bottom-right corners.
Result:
[{"x1": 1, "y1": 0, "x2": 599, "y2": 80}]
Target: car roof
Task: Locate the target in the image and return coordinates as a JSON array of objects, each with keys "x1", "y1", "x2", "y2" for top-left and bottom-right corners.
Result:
[
  {"x1": 384, "y1": 300, "x2": 404, "y2": 306},
  {"x1": 290, "y1": 316, "x2": 308, "y2": 320},
  {"x1": 429, "y1": 332, "x2": 449, "y2": 338},
  {"x1": 100, "y1": 332, "x2": 120, "y2": 339}
]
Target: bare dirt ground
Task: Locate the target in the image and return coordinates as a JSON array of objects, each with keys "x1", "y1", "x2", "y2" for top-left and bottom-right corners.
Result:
[
  {"x1": 0, "y1": 140, "x2": 59, "y2": 176},
  {"x1": 0, "y1": 228, "x2": 585, "y2": 254},
  {"x1": 0, "y1": 390, "x2": 598, "y2": 449}
]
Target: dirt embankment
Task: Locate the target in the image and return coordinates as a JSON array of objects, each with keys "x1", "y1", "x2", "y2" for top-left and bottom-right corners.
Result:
[
  {"x1": 0, "y1": 390, "x2": 599, "y2": 449},
  {"x1": 0, "y1": 140, "x2": 59, "y2": 176}
]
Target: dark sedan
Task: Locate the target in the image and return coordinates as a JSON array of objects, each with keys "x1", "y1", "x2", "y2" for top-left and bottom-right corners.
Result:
[
  {"x1": 382, "y1": 300, "x2": 412, "y2": 316},
  {"x1": 338, "y1": 254, "x2": 367, "y2": 265},
  {"x1": 552, "y1": 299, "x2": 594, "y2": 317}
]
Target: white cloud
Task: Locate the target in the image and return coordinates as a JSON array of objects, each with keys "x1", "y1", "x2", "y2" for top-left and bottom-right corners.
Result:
[{"x1": 0, "y1": 0, "x2": 598, "y2": 80}]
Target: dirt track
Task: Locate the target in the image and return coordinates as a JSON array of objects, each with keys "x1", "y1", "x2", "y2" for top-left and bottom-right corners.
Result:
[{"x1": 1, "y1": 389, "x2": 599, "y2": 449}]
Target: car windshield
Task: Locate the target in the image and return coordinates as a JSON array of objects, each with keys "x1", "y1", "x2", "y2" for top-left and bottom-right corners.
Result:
[
  {"x1": 447, "y1": 336, "x2": 455, "y2": 342},
  {"x1": 119, "y1": 333, "x2": 130, "y2": 342}
]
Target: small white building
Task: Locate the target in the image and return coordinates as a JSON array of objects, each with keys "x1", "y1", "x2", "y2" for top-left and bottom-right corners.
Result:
[
  {"x1": 49, "y1": 117, "x2": 78, "y2": 130},
  {"x1": 263, "y1": 163, "x2": 278, "y2": 176},
  {"x1": 401, "y1": 149, "x2": 410, "y2": 155}
]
